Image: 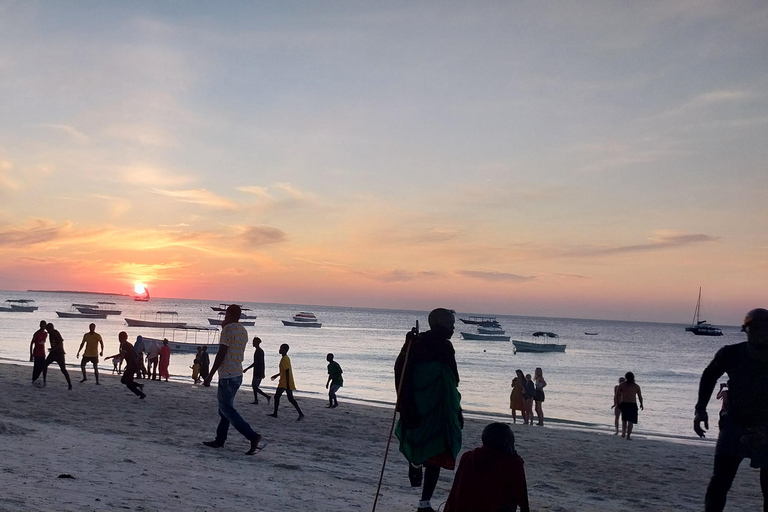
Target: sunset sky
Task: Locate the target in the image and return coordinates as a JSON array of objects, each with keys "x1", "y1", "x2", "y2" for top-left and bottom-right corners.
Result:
[{"x1": 1, "y1": 2, "x2": 766, "y2": 323}]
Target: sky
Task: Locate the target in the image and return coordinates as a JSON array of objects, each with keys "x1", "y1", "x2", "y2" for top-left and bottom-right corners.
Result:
[{"x1": 0, "y1": 1, "x2": 766, "y2": 323}]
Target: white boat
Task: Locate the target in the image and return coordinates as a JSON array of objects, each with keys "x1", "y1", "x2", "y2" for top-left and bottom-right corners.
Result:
[
  {"x1": 141, "y1": 326, "x2": 221, "y2": 354},
  {"x1": 283, "y1": 312, "x2": 322, "y2": 328},
  {"x1": 76, "y1": 306, "x2": 122, "y2": 315},
  {"x1": 460, "y1": 331, "x2": 511, "y2": 341},
  {"x1": 685, "y1": 288, "x2": 723, "y2": 336},
  {"x1": 5, "y1": 299, "x2": 39, "y2": 312},
  {"x1": 512, "y1": 332, "x2": 566, "y2": 353},
  {"x1": 56, "y1": 303, "x2": 108, "y2": 319},
  {"x1": 459, "y1": 315, "x2": 501, "y2": 327},
  {"x1": 125, "y1": 311, "x2": 187, "y2": 329}
]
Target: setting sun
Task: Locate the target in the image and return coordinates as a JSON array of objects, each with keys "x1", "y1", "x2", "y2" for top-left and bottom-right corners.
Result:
[{"x1": 134, "y1": 284, "x2": 146, "y2": 295}]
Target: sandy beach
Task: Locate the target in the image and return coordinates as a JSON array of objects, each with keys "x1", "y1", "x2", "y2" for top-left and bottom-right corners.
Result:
[{"x1": 0, "y1": 361, "x2": 761, "y2": 512}]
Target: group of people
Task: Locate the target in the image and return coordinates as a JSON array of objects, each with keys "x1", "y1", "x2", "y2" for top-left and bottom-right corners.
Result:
[{"x1": 509, "y1": 368, "x2": 547, "y2": 426}]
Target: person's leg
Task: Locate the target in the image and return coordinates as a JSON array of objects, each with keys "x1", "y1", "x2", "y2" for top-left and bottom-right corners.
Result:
[
  {"x1": 32, "y1": 357, "x2": 45, "y2": 382},
  {"x1": 614, "y1": 409, "x2": 620, "y2": 434},
  {"x1": 285, "y1": 388, "x2": 304, "y2": 419},
  {"x1": 331, "y1": 384, "x2": 340, "y2": 406},
  {"x1": 216, "y1": 377, "x2": 258, "y2": 442},
  {"x1": 535, "y1": 400, "x2": 544, "y2": 425},
  {"x1": 56, "y1": 355, "x2": 72, "y2": 389},
  {"x1": 80, "y1": 358, "x2": 88, "y2": 382},
  {"x1": 270, "y1": 387, "x2": 285, "y2": 416},
  {"x1": 252, "y1": 376, "x2": 260, "y2": 403},
  {"x1": 705, "y1": 455, "x2": 742, "y2": 512},
  {"x1": 420, "y1": 464, "x2": 441, "y2": 509},
  {"x1": 511, "y1": 408, "x2": 517, "y2": 423},
  {"x1": 121, "y1": 370, "x2": 144, "y2": 397},
  {"x1": 93, "y1": 361, "x2": 100, "y2": 384},
  {"x1": 627, "y1": 421, "x2": 634, "y2": 439}
]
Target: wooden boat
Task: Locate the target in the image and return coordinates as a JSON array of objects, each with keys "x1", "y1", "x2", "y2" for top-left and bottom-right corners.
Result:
[
  {"x1": 459, "y1": 315, "x2": 501, "y2": 327},
  {"x1": 584, "y1": 332, "x2": 599, "y2": 336},
  {"x1": 460, "y1": 331, "x2": 511, "y2": 341},
  {"x1": 134, "y1": 287, "x2": 150, "y2": 302},
  {"x1": 512, "y1": 332, "x2": 566, "y2": 353},
  {"x1": 141, "y1": 326, "x2": 221, "y2": 354},
  {"x1": 685, "y1": 288, "x2": 723, "y2": 336},
  {"x1": 56, "y1": 311, "x2": 108, "y2": 319},
  {"x1": 5, "y1": 299, "x2": 39, "y2": 312},
  {"x1": 76, "y1": 306, "x2": 122, "y2": 316},
  {"x1": 125, "y1": 311, "x2": 186, "y2": 328},
  {"x1": 478, "y1": 326, "x2": 506, "y2": 335}
]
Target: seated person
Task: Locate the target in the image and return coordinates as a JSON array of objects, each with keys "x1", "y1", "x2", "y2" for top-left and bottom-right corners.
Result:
[{"x1": 445, "y1": 423, "x2": 529, "y2": 512}]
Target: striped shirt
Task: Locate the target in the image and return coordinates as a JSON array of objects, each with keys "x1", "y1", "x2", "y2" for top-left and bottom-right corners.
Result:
[{"x1": 218, "y1": 323, "x2": 248, "y2": 379}]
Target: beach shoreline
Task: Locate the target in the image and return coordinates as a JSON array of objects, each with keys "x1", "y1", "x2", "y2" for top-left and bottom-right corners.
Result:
[{"x1": 0, "y1": 361, "x2": 762, "y2": 511}]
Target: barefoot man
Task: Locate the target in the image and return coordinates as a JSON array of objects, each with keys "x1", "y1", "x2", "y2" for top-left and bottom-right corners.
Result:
[
  {"x1": 76, "y1": 323, "x2": 104, "y2": 385},
  {"x1": 617, "y1": 372, "x2": 643, "y2": 440},
  {"x1": 203, "y1": 304, "x2": 263, "y2": 455}
]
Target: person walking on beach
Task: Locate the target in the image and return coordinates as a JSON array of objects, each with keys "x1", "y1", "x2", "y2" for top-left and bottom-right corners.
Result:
[
  {"x1": 243, "y1": 337, "x2": 270, "y2": 405},
  {"x1": 617, "y1": 371, "x2": 643, "y2": 440},
  {"x1": 325, "y1": 353, "x2": 343, "y2": 408},
  {"x1": 202, "y1": 304, "x2": 263, "y2": 455},
  {"x1": 268, "y1": 343, "x2": 305, "y2": 421},
  {"x1": 30, "y1": 320, "x2": 48, "y2": 385},
  {"x1": 192, "y1": 347, "x2": 201, "y2": 383},
  {"x1": 694, "y1": 308, "x2": 768, "y2": 512},
  {"x1": 612, "y1": 376, "x2": 626, "y2": 434},
  {"x1": 533, "y1": 367, "x2": 547, "y2": 426},
  {"x1": 106, "y1": 332, "x2": 145, "y2": 399},
  {"x1": 444, "y1": 423, "x2": 530, "y2": 512},
  {"x1": 76, "y1": 323, "x2": 104, "y2": 385},
  {"x1": 510, "y1": 377, "x2": 526, "y2": 424},
  {"x1": 199, "y1": 345, "x2": 211, "y2": 382},
  {"x1": 158, "y1": 339, "x2": 171, "y2": 382},
  {"x1": 395, "y1": 308, "x2": 462, "y2": 512},
  {"x1": 43, "y1": 323, "x2": 72, "y2": 390}
]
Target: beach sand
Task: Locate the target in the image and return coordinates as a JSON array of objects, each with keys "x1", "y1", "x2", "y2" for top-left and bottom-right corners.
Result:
[{"x1": 0, "y1": 362, "x2": 762, "y2": 511}]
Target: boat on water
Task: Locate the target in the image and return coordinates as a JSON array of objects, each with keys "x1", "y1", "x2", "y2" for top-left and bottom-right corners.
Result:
[
  {"x1": 5, "y1": 299, "x2": 39, "y2": 312},
  {"x1": 76, "y1": 306, "x2": 122, "y2": 316},
  {"x1": 460, "y1": 331, "x2": 511, "y2": 341},
  {"x1": 459, "y1": 315, "x2": 501, "y2": 327},
  {"x1": 134, "y1": 287, "x2": 150, "y2": 302},
  {"x1": 685, "y1": 288, "x2": 723, "y2": 336},
  {"x1": 210, "y1": 303, "x2": 253, "y2": 312},
  {"x1": 208, "y1": 311, "x2": 256, "y2": 326},
  {"x1": 56, "y1": 304, "x2": 108, "y2": 319},
  {"x1": 283, "y1": 312, "x2": 322, "y2": 327},
  {"x1": 140, "y1": 326, "x2": 221, "y2": 354},
  {"x1": 125, "y1": 311, "x2": 187, "y2": 329},
  {"x1": 477, "y1": 326, "x2": 506, "y2": 335},
  {"x1": 512, "y1": 332, "x2": 567, "y2": 353},
  {"x1": 584, "y1": 332, "x2": 599, "y2": 336}
]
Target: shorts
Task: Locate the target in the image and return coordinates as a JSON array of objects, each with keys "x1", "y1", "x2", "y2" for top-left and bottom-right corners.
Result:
[
  {"x1": 82, "y1": 356, "x2": 98, "y2": 364},
  {"x1": 621, "y1": 402, "x2": 638, "y2": 424},
  {"x1": 716, "y1": 414, "x2": 768, "y2": 468}
]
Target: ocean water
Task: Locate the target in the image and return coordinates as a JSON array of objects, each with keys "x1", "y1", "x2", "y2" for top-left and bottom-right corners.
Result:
[{"x1": 0, "y1": 291, "x2": 740, "y2": 440}]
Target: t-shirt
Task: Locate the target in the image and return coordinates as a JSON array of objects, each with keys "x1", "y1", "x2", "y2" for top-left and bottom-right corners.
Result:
[
  {"x1": 49, "y1": 329, "x2": 65, "y2": 354},
  {"x1": 218, "y1": 322, "x2": 249, "y2": 379},
  {"x1": 252, "y1": 348, "x2": 265, "y2": 379},
  {"x1": 134, "y1": 336, "x2": 145, "y2": 354},
  {"x1": 278, "y1": 355, "x2": 297, "y2": 390},
  {"x1": 32, "y1": 329, "x2": 47, "y2": 358},
  {"x1": 147, "y1": 339, "x2": 160, "y2": 360},
  {"x1": 327, "y1": 361, "x2": 343, "y2": 387},
  {"x1": 81, "y1": 332, "x2": 102, "y2": 357}
]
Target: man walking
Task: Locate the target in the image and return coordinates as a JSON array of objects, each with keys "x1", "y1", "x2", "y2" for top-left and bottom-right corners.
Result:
[
  {"x1": 268, "y1": 343, "x2": 305, "y2": 421},
  {"x1": 695, "y1": 308, "x2": 768, "y2": 511},
  {"x1": 76, "y1": 323, "x2": 104, "y2": 384},
  {"x1": 244, "y1": 337, "x2": 270, "y2": 405},
  {"x1": 203, "y1": 304, "x2": 263, "y2": 455},
  {"x1": 43, "y1": 322, "x2": 72, "y2": 390},
  {"x1": 30, "y1": 320, "x2": 48, "y2": 385}
]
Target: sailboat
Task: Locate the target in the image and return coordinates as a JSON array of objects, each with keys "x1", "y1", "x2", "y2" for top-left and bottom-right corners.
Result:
[{"x1": 685, "y1": 288, "x2": 723, "y2": 336}]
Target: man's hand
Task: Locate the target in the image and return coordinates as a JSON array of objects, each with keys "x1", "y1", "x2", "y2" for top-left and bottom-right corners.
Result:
[
  {"x1": 203, "y1": 377, "x2": 212, "y2": 388},
  {"x1": 640, "y1": 404, "x2": 644, "y2": 411},
  {"x1": 694, "y1": 410, "x2": 709, "y2": 438},
  {"x1": 243, "y1": 367, "x2": 249, "y2": 373},
  {"x1": 325, "y1": 383, "x2": 329, "y2": 389}
]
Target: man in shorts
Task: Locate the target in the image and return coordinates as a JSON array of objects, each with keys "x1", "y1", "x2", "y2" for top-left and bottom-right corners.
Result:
[
  {"x1": 617, "y1": 372, "x2": 643, "y2": 440},
  {"x1": 695, "y1": 308, "x2": 768, "y2": 512},
  {"x1": 76, "y1": 323, "x2": 104, "y2": 385},
  {"x1": 43, "y1": 322, "x2": 72, "y2": 390}
]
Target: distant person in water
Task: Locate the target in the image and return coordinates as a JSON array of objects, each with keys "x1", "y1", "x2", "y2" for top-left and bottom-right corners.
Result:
[
  {"x1": 325, "y1": 353, "x2": 343, "y2": 408},
  {"x1": 268, "y1": 344, "x2": 305, "y2": 421},
  {"x1": 43, "y1": 323, "x2": 72, "y2": 390},
  {"x1": 203, "y1": 304, "x2": 263, "y2": 455},
  {"x1": 244, "y1": 337, "x2": 270, "y2": 405},
  {"x1": 134, "y1": 336, "x2": 147, "y2": 379},
  {"x1": 199, "y1": 345, "x2": 211, "y2": 382},
  {"x1": 695, "y1": 308, "x2": 768, "y2": 512},
  {"x1": 158, "y1": 339, "x2": 171, "y2": 382},
  {"x1": 106, "y1": 331, "x2": 145, "y2": 399},
  {"x1": 395, "y1": 308, "x2": 462, "y2": 512},
  {"x1": 76, "y1": 323, "x2": 104, "y2": 385},
  {"x1": 612, "y1": 376, "x2": 626, "y2": 434},
  {"x1": 147, "y1": 338, "x2": 160, "y2": 380},
  {"x1": 533, "y1": 367, "x2": 547, "y2": 426},
  {"x1": 444, "y1": 423, "x2": 529, "y2": 512},
  {"x1": 617, "y1": 372, "x2": 643, "y2": 440},
  {"x1": 30, "y1": 320, "x2": 48, "y2": 385},
  {"x1": 510, "y1": 376, "x2": 526, "y2": 424}
]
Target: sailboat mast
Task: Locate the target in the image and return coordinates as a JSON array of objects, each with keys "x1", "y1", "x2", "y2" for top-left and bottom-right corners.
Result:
[{"x1": 692, "y1": 287, "x2": 702, "y2": 326}]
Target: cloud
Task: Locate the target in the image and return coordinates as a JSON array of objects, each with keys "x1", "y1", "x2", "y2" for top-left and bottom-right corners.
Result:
[
  {"x1": 239, "y1": 226, "x2": 287, "y2": 246},
  {"x1": 354, "y1": 268, "x2": 444, "y2": 283},
  {"x1": 92, "y1": 194, "x2": 131, "y2": 218},
  {"x1": 457, "y1": 270, "x2": 535, "y2": 283},
  {"x1": 237, "y1": 182, "x2": 319, "y2": 212},
  {"x1": 566, "y1": 231, "x2": 719, "y2": 257},
  {"x1": 151, "y1": 188, "x2": 239, "y2": 209},
  {"x1": 0, "y1": 160, "x2": 21, "y2": 192},
  {"x1": 0, "y1": 219, "x2": 70, "y2": 247},
  {"x1": 121, "y1": 166, "x2": 192, "y2": 187},
  {"x1": 39, "y1": 124, "x2": 89, "y2": 143}
]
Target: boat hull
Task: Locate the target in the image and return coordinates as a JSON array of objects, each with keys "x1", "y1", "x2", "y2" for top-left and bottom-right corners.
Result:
[
  {"x1": 77, "y1": 307, "x2": 122, "y2": 315},
  {"x1": 56, "y1": 311, "x2": 108, "y2": 319},
  {"x1": 685, "y1": 326, "x2": 723, "y2": 336},
  {"x1": 282, "y1": 320, "x2": 322, "y2": 328},
  {"x1": 10, "y1": 305, "x2": 38, "y2": 312},
  {"x1": 512, "y1": 340, "x2": 566, "y2": 353},
  {"x1": 208, "y1": 319, "x2": 255, "y2": 326},
  {"x1": 125, "y1": 318, "x2": 187, "y2": 328},
  {"x1": 460, "y1": 332, "x2": 510, "y2": 341}
]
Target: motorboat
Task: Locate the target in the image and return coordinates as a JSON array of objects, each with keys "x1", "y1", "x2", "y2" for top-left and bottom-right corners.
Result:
[
  {"x1": 512, "y1": 332, "x2": 566, "y2": 353},
  {"x1": 477, "y1": 326, "x2": 506, "y2": 335},
  {"x1": 685, "y1": 288, "x2": 723, "y2": 336},
  {"x1": 55, "y1": 303, "x2": 109, "y2": 319},
  {"x1": 76, "y1": 306, "x2": 122, "y2": 316},
  {"x1": 459, "y1": 315, "x2": 501, "y2": 327},
  {"x1": 283, "y1": 312, "x2": 321, "y2": 327},
  {"x1": 210, "y1": 303, "x2": 253, "y2": 312},
  {"x1": 125, "y1": 311, "x2": 187, "y2": 328},
  {"x1": 208, "y1": 311, "x2": 255, "y2": 326},
  {"x1": 5, "y1": 299, "x2": 39, "y2": 312},
  {"x1": 460, "y1": 331, "x2": 511, "y2": 341},
  {"x1": 141, "y1": 326, "x2": 221, "y2": 354}
]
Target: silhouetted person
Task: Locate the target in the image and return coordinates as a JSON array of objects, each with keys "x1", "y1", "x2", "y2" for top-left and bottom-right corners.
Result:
[
  {"x1": 76, "y1": 323, "x2": 104, "y2": 385},
  {"x1": 199, "y1": 345, "x2": 211, "y2": 382},
  {"x1": 158, "y1": 338, "x2": 171, "y2": 381},
  {"x1": 244, "y1": 337, "x2": 270, "y2": 405},
  {"x1": 695, "y1": 308, "x2": 768, "y2": 512},
  {"x1": 106, "y1": 331, "x2": 145, "y2": 399},
  {"x1": 445, "y1": 423, "x2": 530, "y2": 512},
  {"x1": 134, "y1": 335, "x2": 147, "y2": 379},
  {"x1": 395, "y1": 308, "x2": 462, "y2": 512},
  {"x1": 202, "y1": 305, "x2": 262, "y2": 455},
  {"x1": 147, "y1": 338, "x2": 160, "y2": 380},
  {"x1": 612, "y1": 376, "x2": 626, "y2": 434},
  {"x1": 617, "y1": 372, "x2": 643, "y2": 440},
  {"x1": 268, "y1": 343, "x2": 304, "y2": 421},
  {"x1": 325, "y1": 353, "x2": 343, "y2": 408},
  {"x1": 43, "y1": 323, "x2": 72, "y2": 390},
  {"x1": 30, "y1": 320, "x2": 48, "y2": 384}
]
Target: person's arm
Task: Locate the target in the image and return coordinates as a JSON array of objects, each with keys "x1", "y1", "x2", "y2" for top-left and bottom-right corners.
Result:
[
  {"x1": 326, "y1": 373, "x2": 332, "y2": 389},
  {"x1": 244, "y1": 363, "x2": 253, "y2": 373},
  {"x1": 76, "y1": 337, "x2": 86, "y2": 357},
  {"x1": 99, "y1": 337, "x2": 104, "y2": 356},
  {"x1": 514, "y1": 458, "x2": 530, "y2": 512},
  {"x1": 29, "y1": 336, "x2": 35, "y2": 361},
  {"x1": 540, "y1": 378, "x2": 547, "y2": 389},
  {"x1": 637, "y1": 386, "x2": 644, "y2": 410},
  {"x1": 203, "y1": 345, "x2": 228, "y2": 387},
  {"x1": 694, "y1": 349, "x2": 728, "y2": 438}
]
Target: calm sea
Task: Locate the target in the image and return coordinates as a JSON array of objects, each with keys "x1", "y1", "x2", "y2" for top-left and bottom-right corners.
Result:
[{"x1": 0, "y1": 291, "x2": 739, "y2": 441}]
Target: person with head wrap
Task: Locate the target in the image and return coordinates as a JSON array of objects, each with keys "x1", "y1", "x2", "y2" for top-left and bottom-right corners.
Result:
[
  {"x1": 395, "y1": 308, "x2": 462, "y2": 512},
  {"x1": 694, "y1": 308, "x2": 768, "y2": 511},
  {"x1": 445, "y1": 423, "x2": 529, "y2": 512}
]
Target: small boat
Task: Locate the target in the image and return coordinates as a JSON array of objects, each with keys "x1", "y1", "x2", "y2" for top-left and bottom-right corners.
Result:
[
  {"x1": 141, "y1": 326, "x2": 221, "y2": 354},
  {"x1": 685, "y1": 288, "x2": 723, "y2": 336},
  {"x1": 210, "y1": 303, "x2": 253, "y2": 312},
  {"x1": 56, "y1": 311, "x2": 108, "y2": 319},
  {"x1": 460, "y1": 331, "x2": 511, "y2": 341},
  {"x1": 125, "y1": 311, "x2": 186, "y2": 328},
  {"x1": 76, "y1": 306, "x2": 122, "y2": 316},
  {"x1": 5, "y1": 299, "x2": 39, "y2": 312},
  {"x1": 208, "y1": 311, "x2": 255, "y2": 326},
  {"x1": 477, "y1": 326, "x2": 506, "y2": 335},
  {"x1": 584, "y1": 332, "x2": 598, "y2": 336},
  {"x1": 134, "y1": 287, "x2": 150, "y2": 302},
  {"x1": 512, "y1": 332, "x2": 566, "y2": 353},
  {"x1": 283, "y1": 312, "x2": 321, "y2": 327},
  {"x1": 459, "y1": 315, "x2": 501, "y2": 327}
]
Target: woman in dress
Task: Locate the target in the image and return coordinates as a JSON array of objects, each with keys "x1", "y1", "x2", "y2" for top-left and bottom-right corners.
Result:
[
  {"x1": 158, "y1": 338, "x2": 171, "y2": 382},
  {"x1": 533, "y1": 367, "x2": 547, "y2": 426},
  {"x1": 509, "y1": 377, "x2": 526, "y2": 424}
]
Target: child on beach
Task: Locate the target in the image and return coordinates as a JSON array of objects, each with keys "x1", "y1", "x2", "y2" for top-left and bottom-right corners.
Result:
[
  {"x1": 191, "y1": 347, "x2": 201, "y2": 384},
  {"x1": 510, "y1": 377, "x2": 526, "y2": 423},
  {"x1": 325, "y1": 353, "x2": 343, "y2": 408},
  {"x1": 268, "y1": 344, "x2": 305, "y2": 421},
  {"x1": 612, "y1": 376, "x2": 626, "y2": 434}
]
